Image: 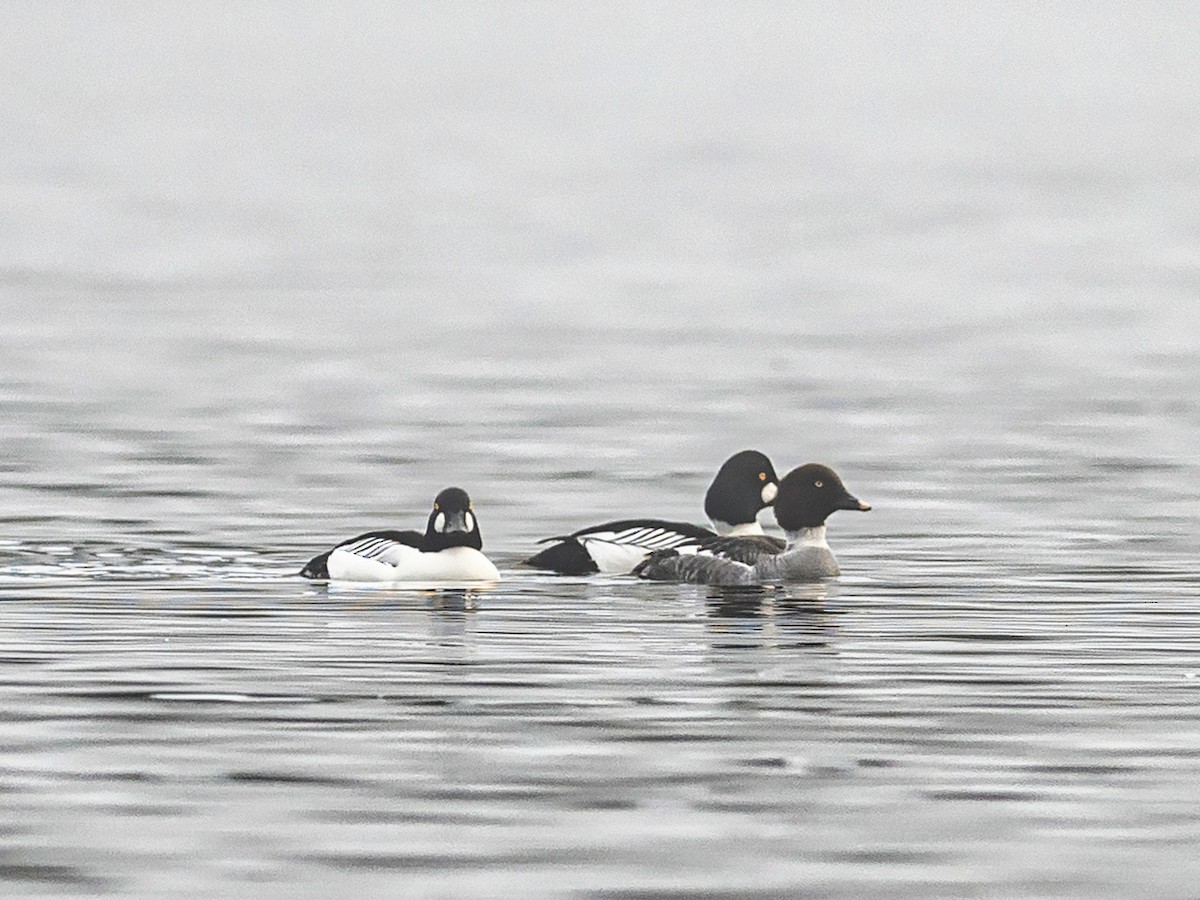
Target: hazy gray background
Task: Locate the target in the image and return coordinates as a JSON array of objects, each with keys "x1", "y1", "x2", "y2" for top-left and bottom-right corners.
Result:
[{"x1": 1, "y1": 4, "x2": 1199, "y2": 898}]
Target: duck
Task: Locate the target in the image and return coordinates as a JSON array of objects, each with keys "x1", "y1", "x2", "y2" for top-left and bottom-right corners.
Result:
[
  {"x1": 634, "y1": 463, "x2": 870, "y2": 585},
  {"x1": 523, "y1": 450, "x2": 780, "y2": 575},
  {"x1": 300, "y1": 487, "x2": 500, "y2": 582}
]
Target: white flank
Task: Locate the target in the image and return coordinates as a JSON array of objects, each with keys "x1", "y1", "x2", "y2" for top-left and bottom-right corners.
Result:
[
  {"x1": 574, "y1": 524, "x2": 705, "y2": 574},
  {"x1": 327, "y1": 544, "x2": 500, "y2": 582},
  {"x1": 581, "y1": 540, "x2": 660, "y2": 575}
]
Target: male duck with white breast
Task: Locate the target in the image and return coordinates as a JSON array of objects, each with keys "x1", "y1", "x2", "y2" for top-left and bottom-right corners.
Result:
[
  {"x1": 634, "y1": 463, "x2": 870, "y2": 585},
  {"x1": 301, "y1": 487, "x2": 500, "y2": 583},
  {"x1": 524, "y1": 450, "x2": 780, "y2": 575}
]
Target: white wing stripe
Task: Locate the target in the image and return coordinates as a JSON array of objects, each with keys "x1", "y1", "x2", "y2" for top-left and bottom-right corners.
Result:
[
  {"x1": 656, "y1": 536, "x2": 692, "y2": 549},
  {"x1": 616, "y1": 528, "x2": 651, "y2": 544},
  {"x1": 586, "y1": 527, "x2": 703, "y2": 549},
  {"x1": 342, "y1": 537, "x2": 408, "y2": 559},
  {"x1": 580, "y1": 531, "x2": 705, "y2": 550},
  {"x1": 641, "y1": 533, "x2": 679, "y2": 549}
]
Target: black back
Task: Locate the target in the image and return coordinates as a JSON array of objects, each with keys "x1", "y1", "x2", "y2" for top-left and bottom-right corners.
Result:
[
  {"x1": 523, "y1": 539, "x2": 600, "y2": 575},
  {"x1": 566, "y1": 518, "x2": 715, "y2": 542}
]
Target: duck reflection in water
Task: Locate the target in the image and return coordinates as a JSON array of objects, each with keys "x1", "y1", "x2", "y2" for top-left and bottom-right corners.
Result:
[
  {"x1": 704, "y1": 582, "x2": 837, "y2": 651},
  {"x1": 318, "y1": 581, "x2": 494, "y2": 613},
  {"x1": 423, "y1": 587, "x2": 479, "y2": 612}
]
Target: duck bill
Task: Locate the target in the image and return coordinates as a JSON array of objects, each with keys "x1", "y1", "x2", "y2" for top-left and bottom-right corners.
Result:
[
  {"x1": 441, "y1": 509, "x2": 471, "y2": 533},
  {"x1": 838, "y1": 493, "x2": 871, "y2": 512}
]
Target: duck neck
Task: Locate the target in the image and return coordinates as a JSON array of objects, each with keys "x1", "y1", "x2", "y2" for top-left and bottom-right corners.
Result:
[
  {"x1": 714, "y1": 520, "x2": 764, "y2": 537},
  {"x1": 784, "y1": 526, "x2": 828, "y2": 550}
]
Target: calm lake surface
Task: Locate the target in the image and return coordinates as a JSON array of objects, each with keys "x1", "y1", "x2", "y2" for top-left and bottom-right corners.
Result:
[{"x1": 3, "y1": 4, "x2": 1200, "y2": 897}]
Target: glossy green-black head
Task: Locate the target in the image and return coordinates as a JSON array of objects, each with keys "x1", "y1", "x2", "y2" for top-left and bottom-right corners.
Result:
[
  {"x1": 774, "y1": 463, "x2": 870, "y2": 531},
  {"x1": 703, "y1": 450, "x2": 780, "y2": 529},
  {"x1": 425, "y1": 487, "x2": 483, "y2": 551}
]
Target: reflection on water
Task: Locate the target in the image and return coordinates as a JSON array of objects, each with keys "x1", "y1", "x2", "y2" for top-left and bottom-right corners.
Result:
[
  {"x1": 5, "y1": 558, "x2": 1200, "y2": 897},
  {"x1": 703, "y1": 584, "x2": 839, "y2": 651}
]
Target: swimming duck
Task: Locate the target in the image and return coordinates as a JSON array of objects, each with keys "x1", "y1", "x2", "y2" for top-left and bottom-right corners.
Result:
[
  {"x1": 634, "y1": 463, "x2": 869, "y2": 585},
  {"x1": 301, "y1": 487, "x2": 500, "y2": 582},
  {"x1": 524, "y1": 450, "x2": 779, "y2": 575}
]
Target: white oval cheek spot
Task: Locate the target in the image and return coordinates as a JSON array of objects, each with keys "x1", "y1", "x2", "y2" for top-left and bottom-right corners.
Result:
[
  {"x1": 464, "y1": 511, "x2": 475, "y2": 532},
  {"x1": 434, "y1": 512, "x2": 446, "y2": 533},
  {"x1": 761, "y1": 482, "x2": 778, "y2": 504}
]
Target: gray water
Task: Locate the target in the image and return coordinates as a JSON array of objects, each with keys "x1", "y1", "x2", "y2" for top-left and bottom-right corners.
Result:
[{"x1": 3, "y1": 4, "x2": 1200, "y2": 897}]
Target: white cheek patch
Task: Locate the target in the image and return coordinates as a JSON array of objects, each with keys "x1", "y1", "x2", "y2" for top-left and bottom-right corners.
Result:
[
  {"x1": 761, "y1": 482, "x2": 778, "y2": 505},
  {"x1": 464, "y1": 511, "x2": 475, "y2": 532},
  {"x1": 434, "y1": 512, "x2": 446, "y2": 533}
]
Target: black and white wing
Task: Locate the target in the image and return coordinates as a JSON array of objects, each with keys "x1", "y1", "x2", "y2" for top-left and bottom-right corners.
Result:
[
  {"x1": 525, "y1": 518, "x2": 715, "y2": 575},
  {"x1": 300, "y1": 529, "x2": 423, "y2": 579},
  {"x1": 695, "y1": 534, "x2": 787, "y2": 566}
]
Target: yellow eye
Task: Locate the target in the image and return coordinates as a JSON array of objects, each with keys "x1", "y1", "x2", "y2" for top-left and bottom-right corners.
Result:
[
  {"x1": 814, "y1": 480, "x2": 824, "y2": 488},
  {"x1": 433, "y1": 502, "x2": 440, "y2": 510},
  {"x1": 758, "y1": 472, "x2": 766, "y2": 482}
]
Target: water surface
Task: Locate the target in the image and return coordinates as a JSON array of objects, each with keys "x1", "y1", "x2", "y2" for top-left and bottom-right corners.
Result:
[{"x1": 2, "y1": 3, "x2": 1200, "y2": 897}]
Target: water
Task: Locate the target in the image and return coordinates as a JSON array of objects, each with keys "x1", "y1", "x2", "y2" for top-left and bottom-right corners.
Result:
[{"x1": 3, "y1": 3, "x2": 1200, "y2": 897}]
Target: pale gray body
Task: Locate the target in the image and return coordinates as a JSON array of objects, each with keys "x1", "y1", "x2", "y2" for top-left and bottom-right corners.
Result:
[{"x1": 638, "y1": 527, "x2": 839, "y2": 585}]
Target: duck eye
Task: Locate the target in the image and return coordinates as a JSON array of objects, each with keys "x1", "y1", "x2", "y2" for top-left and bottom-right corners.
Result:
[
  {"x1": 433, "y1": 502, "x2": 440, "y2": 510},
  {"x1": 814, "y1": 480, "x2": 824, "y2": 488},
  {"x1": 758, "y1": 472, "x2": 766, "y2": 482}
]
